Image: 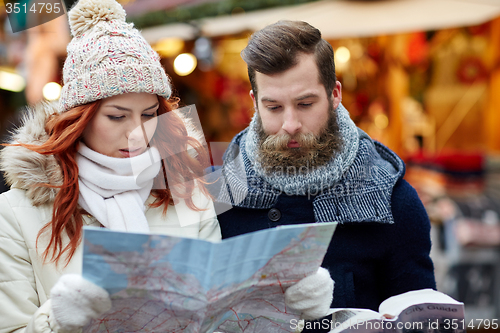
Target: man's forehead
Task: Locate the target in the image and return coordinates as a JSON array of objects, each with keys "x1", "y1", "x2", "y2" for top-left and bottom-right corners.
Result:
[{"x1": 253, "y1": 56, "x2": 323, "y2": 101}]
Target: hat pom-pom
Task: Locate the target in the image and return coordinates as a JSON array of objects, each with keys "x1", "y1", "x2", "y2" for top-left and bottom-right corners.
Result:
[{"x1": 69, "y1": 0, "x2": 126, "y2": 37}]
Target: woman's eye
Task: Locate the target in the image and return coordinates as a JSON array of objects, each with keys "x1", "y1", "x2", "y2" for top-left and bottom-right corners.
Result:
[
  {"x1": 107, "y1": 115, "x2": 124, "y2": 120},
  {"x1": 267, "y1": 106, "x2": 281, "y2": 111},
  {"x1": 142, "y1": 113, "x2": 157, "y2": 118}
]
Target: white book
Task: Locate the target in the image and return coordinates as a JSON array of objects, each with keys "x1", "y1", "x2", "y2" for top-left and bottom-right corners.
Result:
[{"x1": 299, "y1": 289, "x2": 465, "y2": 333}]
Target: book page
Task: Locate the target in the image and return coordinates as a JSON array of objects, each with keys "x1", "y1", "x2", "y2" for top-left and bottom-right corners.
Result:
[
  {"x1": 379, "y1": 289, "x2": 465, "y2": 333},
  {"x1": 394, "y1": 303, "x2": 465, "y2": 333},
  {"x1": 328, "y1": 309, "x2": 382, "y2": 333},
  {"x1": 379, "y1": 289, "x2": 462, "y2": 317}
]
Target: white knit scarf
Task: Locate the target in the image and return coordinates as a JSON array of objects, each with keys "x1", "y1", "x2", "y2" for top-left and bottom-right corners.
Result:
[{"x1": 76, "y1": 143, "x2": 162, "y2": 233}]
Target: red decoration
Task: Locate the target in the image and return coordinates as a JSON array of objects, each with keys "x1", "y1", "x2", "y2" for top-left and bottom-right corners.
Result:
[
  {"x1": 407, "y1": 32, "x2": 428, "y2": 66},
  {"x1": 456, "y1": 57, "x2": 488, "y2": 84},
  {"x1": 468, "y1": 22, "x2": 490, "y2": 36}
]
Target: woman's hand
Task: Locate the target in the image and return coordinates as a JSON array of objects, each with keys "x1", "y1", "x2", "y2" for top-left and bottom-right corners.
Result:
[
  {"x1": 285, "y1": 267, "x2": 334, "y2": 320},
  {"x1": 50, "y1": 274, "x2": 111, "y2": 331}
]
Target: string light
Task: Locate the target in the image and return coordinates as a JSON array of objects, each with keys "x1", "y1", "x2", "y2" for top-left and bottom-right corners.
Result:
[
  {"x1": 0, "y1": 70, "x2": 25, "y2": 92},
  {"x1": 173, "y1": 53, "x2": 197, "y2": 76},
  {"x1": 335, "y1": 46, "x2": 351, "y2": 64},
  {"x1": 43, "y1": 82, "x2": 62, "y2": 100}
]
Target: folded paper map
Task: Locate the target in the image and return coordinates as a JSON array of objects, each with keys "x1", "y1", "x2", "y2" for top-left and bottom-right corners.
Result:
[{"x1": 82, "y1": 222, "x2": 337, "y2": 333}]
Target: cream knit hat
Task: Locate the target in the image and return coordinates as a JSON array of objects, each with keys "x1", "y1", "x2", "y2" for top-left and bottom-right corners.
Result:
[{"x1": 59, "y1": 0, "x2": 172, "y2": 112}]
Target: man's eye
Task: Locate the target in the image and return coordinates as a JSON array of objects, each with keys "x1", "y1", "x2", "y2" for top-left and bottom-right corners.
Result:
[
  {"x1": 107, "y1": 115, "x2": 124, "y2": 120},
  {"x1": 299, "y1": 103, "x2": 312, "y2": 107}
]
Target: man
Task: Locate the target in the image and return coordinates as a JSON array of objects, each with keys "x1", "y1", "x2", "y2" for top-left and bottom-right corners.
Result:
[{"x1": 211, "y1": 20, "x2": 435, "y2": 328}]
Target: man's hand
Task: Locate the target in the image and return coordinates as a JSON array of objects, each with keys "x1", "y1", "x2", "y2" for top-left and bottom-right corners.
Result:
[{"x1": 285, "y1": 267, "x2": 334, "y2": 320}]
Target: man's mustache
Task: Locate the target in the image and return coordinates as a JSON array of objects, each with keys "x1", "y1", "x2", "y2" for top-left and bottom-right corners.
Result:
[{"x1": 261, "y1": 132, "x2": 319, "y2": 151}]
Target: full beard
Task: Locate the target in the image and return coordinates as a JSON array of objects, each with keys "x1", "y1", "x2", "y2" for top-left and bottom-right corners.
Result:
[{"x1": 256, "y1": 101, "x2": 343, "y2": 176}]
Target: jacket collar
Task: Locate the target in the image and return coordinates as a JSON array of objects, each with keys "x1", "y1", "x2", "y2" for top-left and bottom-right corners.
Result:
[{"x1": 0, "y1": 101, "x2": 61, "y2": 206}]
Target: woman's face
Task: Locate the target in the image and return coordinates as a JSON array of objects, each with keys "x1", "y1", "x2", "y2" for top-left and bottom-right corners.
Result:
[{"x1": 82, "y1": 92, "x2": 159, "y2": 158}]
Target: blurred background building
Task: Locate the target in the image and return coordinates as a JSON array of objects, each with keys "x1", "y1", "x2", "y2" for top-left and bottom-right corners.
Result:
[{"x1": 1, "y1": 0, "x2": 500, "y2": 325}]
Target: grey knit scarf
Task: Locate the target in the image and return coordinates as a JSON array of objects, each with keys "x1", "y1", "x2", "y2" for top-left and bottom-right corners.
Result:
[{"x1": 244, "y1": 103, "x2": 359, "y2": 195}]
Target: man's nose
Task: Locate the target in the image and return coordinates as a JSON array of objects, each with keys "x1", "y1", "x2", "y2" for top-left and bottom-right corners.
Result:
[{"x1": 281, "y1": 109, "x2": 302, "y2": 135}]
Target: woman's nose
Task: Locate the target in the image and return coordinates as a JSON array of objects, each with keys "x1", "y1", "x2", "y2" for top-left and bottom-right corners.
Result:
[{"x1": 126, "y1": 118, "x2": 146, "y2": 144}]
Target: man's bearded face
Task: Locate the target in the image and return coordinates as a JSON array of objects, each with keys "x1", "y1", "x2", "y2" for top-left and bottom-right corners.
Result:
[{"x1": 256, "y1": 99, "x2": 343, "y2": 174}]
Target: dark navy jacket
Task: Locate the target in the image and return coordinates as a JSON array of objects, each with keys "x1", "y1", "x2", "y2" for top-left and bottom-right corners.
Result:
[{"x1": 209, "y1": 128, "x2": 436, "y2": 312}]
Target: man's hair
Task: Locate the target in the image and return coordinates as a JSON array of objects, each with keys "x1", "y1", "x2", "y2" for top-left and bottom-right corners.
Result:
[{"x1": 241, "y1": 20, "x2": 336, "y2": 100}]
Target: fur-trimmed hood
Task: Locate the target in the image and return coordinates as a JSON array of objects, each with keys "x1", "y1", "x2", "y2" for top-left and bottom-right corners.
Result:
[
  {"x1": 0, "y1": 102, "x2": 206, "y2": 207},
  {"x1": 0, "y1": 102, "x2": 62, "y2": 206}
]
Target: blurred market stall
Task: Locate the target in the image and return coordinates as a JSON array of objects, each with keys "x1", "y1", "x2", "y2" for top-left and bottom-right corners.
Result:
[{"x1": 1, "y1": 0, "x2": 500, "y2": 321}]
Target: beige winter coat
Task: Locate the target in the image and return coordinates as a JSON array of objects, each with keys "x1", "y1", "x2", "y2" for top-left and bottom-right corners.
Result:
[{"x1": 0, "y1": 102, "x2": 221, "y2": 333}]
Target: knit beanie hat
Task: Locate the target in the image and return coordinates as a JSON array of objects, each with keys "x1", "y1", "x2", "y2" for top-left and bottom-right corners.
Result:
[{"x1": 59, "y1": 0, "x2": 172, "y2": 112}]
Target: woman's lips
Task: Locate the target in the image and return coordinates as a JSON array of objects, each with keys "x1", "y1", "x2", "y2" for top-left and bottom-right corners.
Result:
[
  {"x1": 119, "y1": 147, "x2": 143, "y2": 157},
  {"x1": 287, "y1": 140, "x2": 300, "y2": 148}
]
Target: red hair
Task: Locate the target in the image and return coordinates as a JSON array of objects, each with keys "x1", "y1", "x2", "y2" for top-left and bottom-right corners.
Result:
[{"x1": 15, "y1": 95, "x2": 210, "y2": 264}]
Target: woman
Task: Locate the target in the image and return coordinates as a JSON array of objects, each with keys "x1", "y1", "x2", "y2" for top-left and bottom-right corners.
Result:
[{"x1": 0, "y1": 0, "x2": 220, "y2": 332}]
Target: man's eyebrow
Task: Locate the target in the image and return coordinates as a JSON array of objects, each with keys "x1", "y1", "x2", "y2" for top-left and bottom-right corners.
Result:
[
  {"x1": 296, "y1": 93, "x2": 319, "y2": 101},
  {"x1": 260, "y1": 94, "x2": 319, "y2": 103},
  {"x1": 260, "y1": 97, "x2": 277, "y2": 103},
  {"x1": 105, "y1": 102, "x2": 159, "y2": 112}
]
